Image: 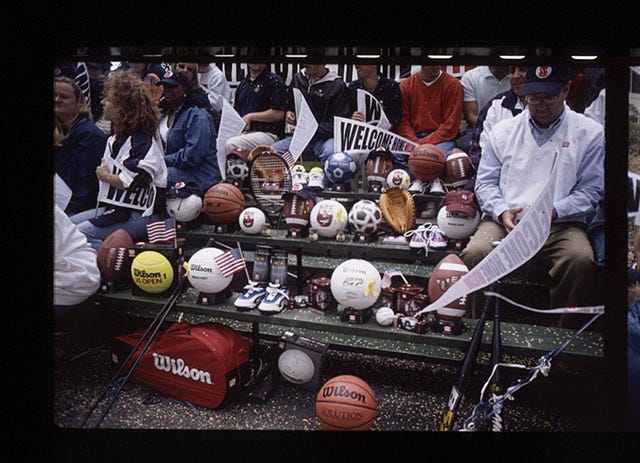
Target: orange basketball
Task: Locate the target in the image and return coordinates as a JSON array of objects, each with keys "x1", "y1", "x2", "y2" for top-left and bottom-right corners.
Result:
[
  {"x1": 408, "y1": 143, "x2": 446, "y2": 181},
  {"x1": 203, "y1": 182, "x2": 245, "y2": 224},
  {"x1": 315, "y1": 375, "x2": 377, "y2": 430}
]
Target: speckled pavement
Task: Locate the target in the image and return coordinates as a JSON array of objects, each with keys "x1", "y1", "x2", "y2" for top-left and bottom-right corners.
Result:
[{"x1": 52, "y1": 313, "x2": 606, "y2": 433}]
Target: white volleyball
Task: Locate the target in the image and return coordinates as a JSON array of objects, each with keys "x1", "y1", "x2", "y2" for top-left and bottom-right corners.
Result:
[
  {"x1": 278, "y1": 349, "x2": 315, "y2": 384},
  {"x1": 436, "y1": 205, "x2": 480, "y2": 240},
  {"x1": 187, "y1": 247, "x2": 233, "y2": 293},
  {"x1": 330, "y1": 259, "x2": 381, "y2": 310}
]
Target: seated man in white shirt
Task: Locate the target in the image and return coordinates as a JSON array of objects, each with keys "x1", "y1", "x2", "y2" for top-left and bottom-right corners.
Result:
[{"x1": 460, "y1": 66, "x2": 604, "y2": 326}]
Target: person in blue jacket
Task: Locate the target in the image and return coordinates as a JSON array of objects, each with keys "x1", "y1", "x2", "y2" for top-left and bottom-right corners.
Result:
[
  {"x1": 54, "y1": 76, "x2": 108, "y2": 215},
  {"x1": 157, "y1": 70, "x2": 221, "y2": 196}
]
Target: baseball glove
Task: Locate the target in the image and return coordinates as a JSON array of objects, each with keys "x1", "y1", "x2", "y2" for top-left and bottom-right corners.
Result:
[{"x1": 379, "y1": 187, "x2": 416, "y2": 235}]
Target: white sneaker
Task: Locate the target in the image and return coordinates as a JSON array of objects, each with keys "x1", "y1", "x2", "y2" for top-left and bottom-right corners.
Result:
[
  {"x1": 426, "y1": 224, "x2": 448, "y2": 249},
  {"x1": 403, "y1": 223, "x2": 431, "y2": 249},
  {"x1": 307, "y1": 168, "x2": 325, "y2": 190},
  {"x1": 258, "y1": 284, "x2": 290, "y2": 314},
  {"x1": 408, "y1": 178, "x2": 428, "y2": 194},
  {"x1": 234, "y1": 282, "x2": 267, "y2": 310},
  {"x1": 429, "y1": 178, "x2": 446, "y2": 195}
]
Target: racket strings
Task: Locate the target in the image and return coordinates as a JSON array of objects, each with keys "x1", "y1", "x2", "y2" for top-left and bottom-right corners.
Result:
[{"x1": 250, "y1": 155, "x2": 292, "y2": 213}]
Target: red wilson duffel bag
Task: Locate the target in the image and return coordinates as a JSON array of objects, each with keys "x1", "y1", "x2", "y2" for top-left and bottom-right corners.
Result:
[{"x1": 110, "y1": 321, "x2": 253, "y2": 409}]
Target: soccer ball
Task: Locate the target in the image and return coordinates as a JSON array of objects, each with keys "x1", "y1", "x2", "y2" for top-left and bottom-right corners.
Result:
[
  {"x1": 323, "y1": 151, "x2": 358, "y2": 185},
  {"x1": 226, "y1": 156, "x2": 249, "y2": 181},
  {"x1": 348, "y1": 199, "x2": 382, "y2": 234}
]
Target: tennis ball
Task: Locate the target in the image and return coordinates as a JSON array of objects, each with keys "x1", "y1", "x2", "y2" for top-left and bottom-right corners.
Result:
[{"x1": 131, "y1": 250, "x2": 174, "y2": 294}]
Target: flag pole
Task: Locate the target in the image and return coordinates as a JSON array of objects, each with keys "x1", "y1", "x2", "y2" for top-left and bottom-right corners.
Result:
[
  {"x1": 236, "y1": 241, "x2": 251, "y2": 283},
  {"x1": 173, "y1": 216, "x2": 177, "y2": 248}
]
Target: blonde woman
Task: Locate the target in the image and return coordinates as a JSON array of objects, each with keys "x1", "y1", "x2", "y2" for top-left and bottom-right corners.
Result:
[{"x1": 54, "y1": 76, "x2": 107, "y2": 214}]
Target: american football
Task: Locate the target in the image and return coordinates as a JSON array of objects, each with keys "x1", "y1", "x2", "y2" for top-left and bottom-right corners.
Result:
[
  {"x1": 427, "y1": 253, "x2": 470, "y2": 321},
  {"x1": 445, "y1": 149, "x2": 474, "y2": 188},
  {"x1": 97, "y1": 228, "x2": 133, "y2": 282},
  {"x1": 283, "y1": 188, "x2": 315, "y2": 232}
]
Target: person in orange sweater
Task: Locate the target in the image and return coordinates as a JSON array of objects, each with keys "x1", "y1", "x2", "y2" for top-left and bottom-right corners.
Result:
[{"x1": 398, "y1": 66, "x2": 463, "y2": 157}]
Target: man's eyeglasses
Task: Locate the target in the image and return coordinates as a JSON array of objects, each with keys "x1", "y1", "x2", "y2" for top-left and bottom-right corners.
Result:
[{"x1": 525, "y1": 93, "x2": 562, "y2": 105}]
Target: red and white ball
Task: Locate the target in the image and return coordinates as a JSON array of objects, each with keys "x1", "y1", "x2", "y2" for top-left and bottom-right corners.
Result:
[
  {"x1": 238, "y1": 207, "x2": 267, "y2": 234},
  {"x1": 386, "y1": 169, "x2": 411, "y2": 189},
  {"x1": 310, "y1": 199, "x2": 349, "y2": 238},
  {"x1": 445, "y1": 148, "x2": 474, "y2": 188},
  {"x1": 428, "y1": 254, "x2": 470, "y2": 321}
]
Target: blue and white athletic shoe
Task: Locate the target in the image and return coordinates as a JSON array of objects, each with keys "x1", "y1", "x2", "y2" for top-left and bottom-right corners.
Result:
[
  {"x1": 258, "y1": 284, "x2": 290, "y2": 314},
  {"x1": 234, "y1": 282, "x2": 267, "y2": 311}
]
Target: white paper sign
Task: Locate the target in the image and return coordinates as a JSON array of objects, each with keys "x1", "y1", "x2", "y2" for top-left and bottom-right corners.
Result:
[
  {"x1": 54, "y1": 173, "x2": 72, "y2": 211},
  {"x1": 333, "y1": 116, "x2": 418, "y2": 160},
  {"x1": 356, "y1": 89, "x2": 391, "y2": 131},
  {"x1": 96, "y1": 157, "x2": 157, "y2": 217},
  {"x1": 288, "y1": 88, "x2": 319, "y2": 163},
  {"x1": 216, "y1": 98, "x2": 246, "y2": 178}
]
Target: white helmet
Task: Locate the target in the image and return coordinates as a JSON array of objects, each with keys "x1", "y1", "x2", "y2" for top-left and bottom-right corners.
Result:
[{"x1": 166, "y1": 194, "x2": 203, "y2": 222}]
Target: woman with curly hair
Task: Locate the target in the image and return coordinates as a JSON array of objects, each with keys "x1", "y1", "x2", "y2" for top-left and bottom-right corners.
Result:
[
  {"x1": 54, "y1": 76, "x2": 107, "y2": 215},
  {"x1": 70, "y1": 70, "x2": 168, "y2": 250}
]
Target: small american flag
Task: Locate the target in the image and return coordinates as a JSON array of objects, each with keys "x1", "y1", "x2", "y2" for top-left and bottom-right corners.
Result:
[
  {"x1": 214, "y1": 248, "x2": 245, "y2": 278},
  {"x1": 146, "y1": 218, "x2": 176, "y2": 244},
  {"x1": 280, "y1": 150, "x2": 295, "y2": 167}
]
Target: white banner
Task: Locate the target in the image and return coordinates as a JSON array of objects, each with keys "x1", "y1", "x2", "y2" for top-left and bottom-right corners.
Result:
[
  {"x1": 356, "y1": 89, "x2": 391, "y2": 131},
  {"x1": 54, "y1": 173, "x2": 72, "y2": 211},
  {"x1": 333, "y1": 117, "x2": 418, "y2": 160},
  {"x1": 216, "y1": 98, "x2": 246, "y2": 179},
  {"x1": 288, "y1": 88, "x2": 318, "y2": 163},
  {"x1": 629, "y1": 170, "x2": 640, "y2": 225},
  {"x1": 416, "y1": 153, "x2": 559, "y2": 317},
  {"x1": 96, "y1": 157, "x2": 157, "y2": 216}
]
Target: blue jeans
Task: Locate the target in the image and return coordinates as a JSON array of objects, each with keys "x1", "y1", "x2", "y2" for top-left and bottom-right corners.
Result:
[
  {"x1": 271, "y1": 136, "x2": 336, "y2": 164},
  {"x1": 70, "y1": 207, "x2": 169, "y2": 251}
]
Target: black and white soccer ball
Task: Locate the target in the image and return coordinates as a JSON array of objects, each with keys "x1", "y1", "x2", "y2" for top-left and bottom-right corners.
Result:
[
  {"x1": 348, "y1": 199, "x2": 382, "y2": 234},
  {"x1": 323, "y1": 151, "x2": 358, "y2": 185},
  {"x1": 226, "y1": 156, "x2": 249, "y2": 181}
]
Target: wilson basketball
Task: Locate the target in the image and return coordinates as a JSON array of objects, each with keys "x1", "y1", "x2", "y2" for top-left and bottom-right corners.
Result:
[
  {"x1": 408, "y1": 144, "x2": 446, "y2": 181},
  {"x1": 203, "y1": 182, "x2": 245, "y2": 224},
  {"x1": 315, "y1": 375, "x2": 377, "y2": 430}
]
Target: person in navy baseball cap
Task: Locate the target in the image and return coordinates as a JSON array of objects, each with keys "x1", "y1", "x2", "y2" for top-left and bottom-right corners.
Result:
[
  {"x1": 157, "y1": 70, "x2": 191, "y2": 88},
  {"x1": 520, "y1": 66, "x2": 571, "y2": 96}
]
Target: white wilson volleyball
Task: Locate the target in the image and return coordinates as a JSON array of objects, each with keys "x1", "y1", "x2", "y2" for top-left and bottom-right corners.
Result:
[
  {"x1": 187, "y1": 247, "x2": 234, "y2": 293},
  {"x1": 330, "y1": 259, "x2": 381, "y2": 310},
  {"x1": 278, "y1": 349, "x2": 315, "y2": 384}
]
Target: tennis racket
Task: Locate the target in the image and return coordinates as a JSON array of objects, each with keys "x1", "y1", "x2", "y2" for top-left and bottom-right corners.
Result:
[
  {"x1": 249, "y1": 150, "x2": 292, "y2": 221},
  {"x1": 440, "y1": 295, "x2": 490, "y2": 431}
]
